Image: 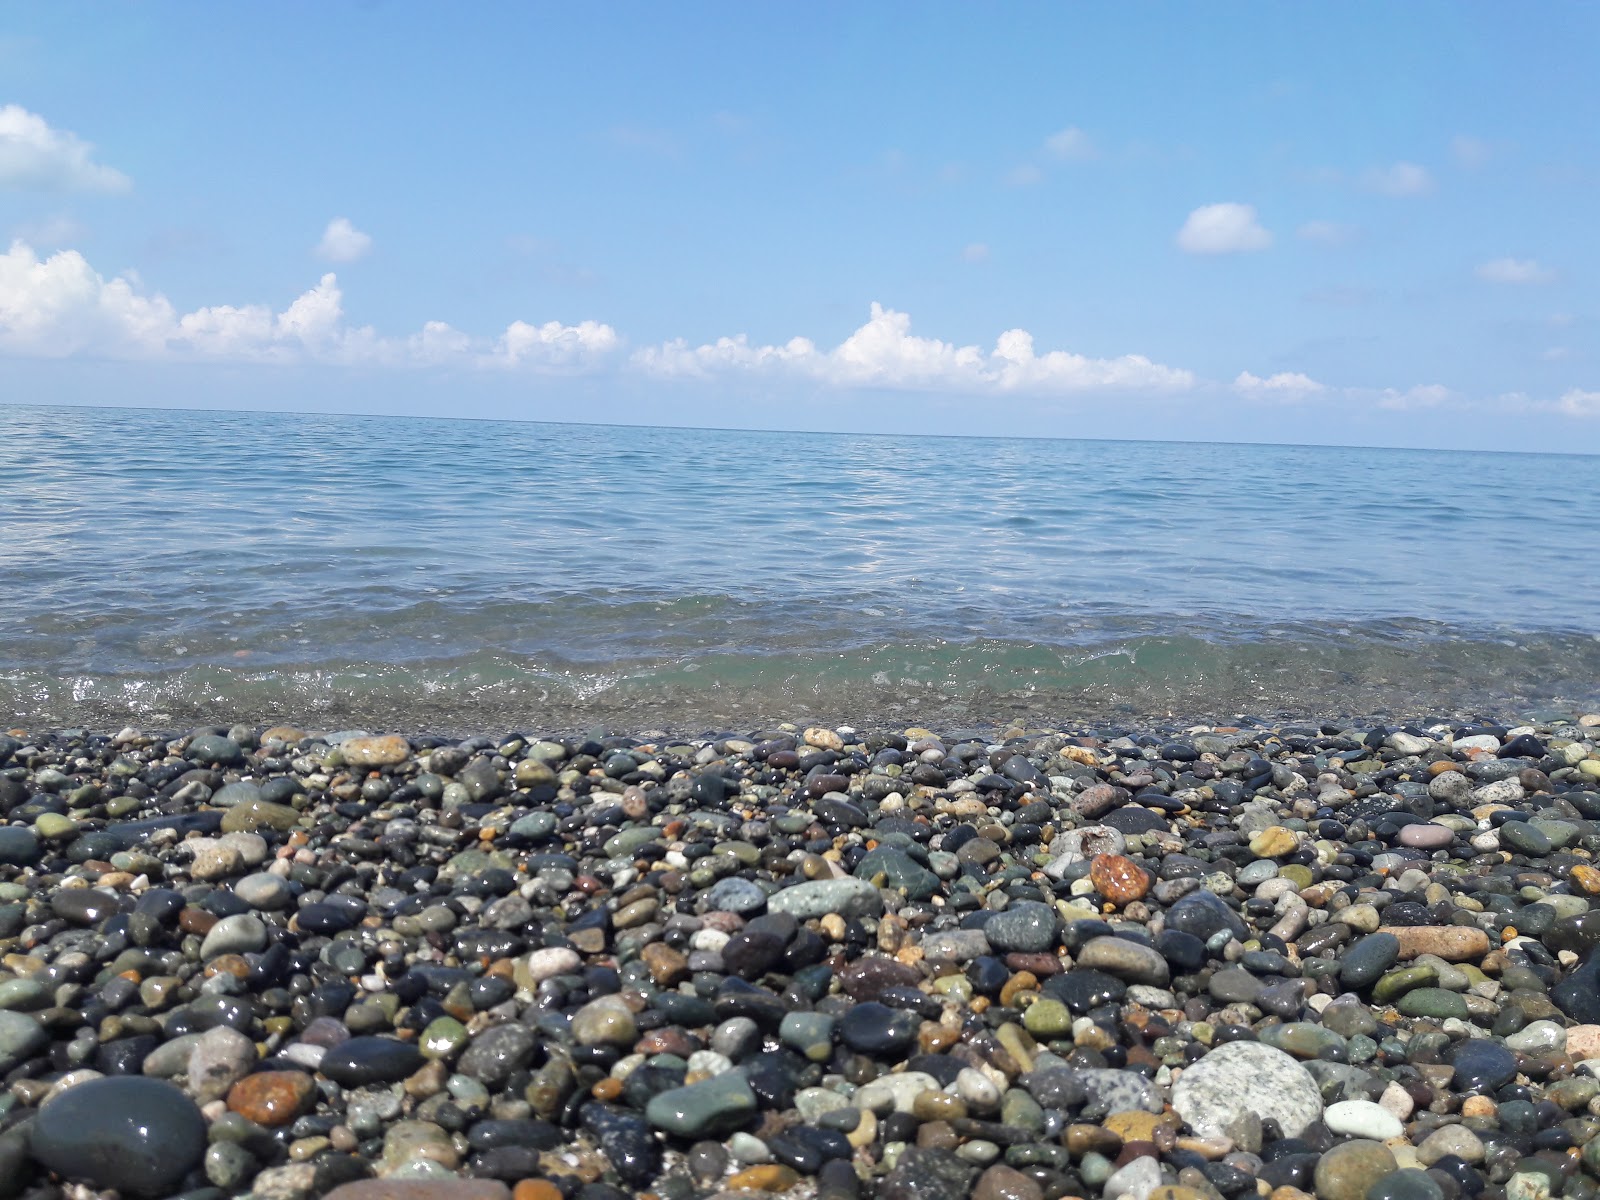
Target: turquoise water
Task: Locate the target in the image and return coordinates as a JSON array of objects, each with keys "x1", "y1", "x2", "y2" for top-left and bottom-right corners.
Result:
[{"x1": 3, "y1": 402, "x2": 1597, "y2": 732}]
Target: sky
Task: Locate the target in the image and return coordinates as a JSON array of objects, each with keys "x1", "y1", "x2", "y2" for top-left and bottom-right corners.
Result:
[{"x1": 0, "y1": 3, "x2": 1596, "y2": 452}]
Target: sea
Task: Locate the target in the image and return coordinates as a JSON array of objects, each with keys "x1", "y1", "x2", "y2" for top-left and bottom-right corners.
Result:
[{"x1": 3, "y1": 402, "x2": 1598, "y2": 736}]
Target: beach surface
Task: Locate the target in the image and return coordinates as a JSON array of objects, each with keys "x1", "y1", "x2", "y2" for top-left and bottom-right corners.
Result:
[{"x1": 2, "y1": 713, "x2": 1600, "y2": 1200}]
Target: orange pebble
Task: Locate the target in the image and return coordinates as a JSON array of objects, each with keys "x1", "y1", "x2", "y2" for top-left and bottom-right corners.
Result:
[
  {"x1": 591, "y1": 1077, "x2": 623, "y2": 1101},
  {"x1": 514, "y1": 1181, "x2": 564, "y2": 1200}
]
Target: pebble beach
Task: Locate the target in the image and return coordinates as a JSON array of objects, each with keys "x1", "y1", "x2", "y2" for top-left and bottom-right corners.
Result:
[{"x1": 3, "y1": 715, "x2": 1600, "y2": 1200}]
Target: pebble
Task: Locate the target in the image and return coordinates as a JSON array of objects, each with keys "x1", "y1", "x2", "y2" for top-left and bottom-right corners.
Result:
[
  {"x1": 28, "y1": 1075, "x2": 208, "y2": 1196},
  {"x1": 0, "y1": 714, "x2": 1596, "y2": 1199}
]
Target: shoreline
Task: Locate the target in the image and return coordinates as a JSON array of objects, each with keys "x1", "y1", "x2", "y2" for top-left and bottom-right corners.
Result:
[{"x1": 1, "y1": 715, "x2": 1598, "y2": 1198}]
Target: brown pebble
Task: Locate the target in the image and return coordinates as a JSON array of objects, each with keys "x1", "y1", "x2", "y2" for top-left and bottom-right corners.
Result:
[
  {"x1": 974, "y1": 1164, "x2": 1046, "y2": 1200},
  {"x1": 322, "y1": 1184, "x2": 512, "y2": 1200},
  {"x1": 727, "y1": 1164, "x2": 801, "y2": 1191},
  {"x1": 226, "y1": 1070, "x2": 317, "y2": 1126}
]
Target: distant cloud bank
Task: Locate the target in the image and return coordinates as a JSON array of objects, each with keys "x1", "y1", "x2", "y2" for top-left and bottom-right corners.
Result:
[{"x1": 0, "y1": 239, "x2": 1592, "y2": 417}]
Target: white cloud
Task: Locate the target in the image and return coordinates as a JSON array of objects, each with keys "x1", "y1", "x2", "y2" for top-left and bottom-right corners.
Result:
[
  {"x1": 1451, "y1": 136, "x2": 1491, "y2": 169},
  {"x1": 1363, "y1": 162, "x2": 1433, "y2": 197},
  {"x1": 1006, "y1": 164, "x2": 1043, "y2": 187},
  {"x1": 0, "y1": 105, "x2": 130, "y2": 192},
  {"x1": 1297, "y1": 220, "x2": 1357, "y2": 245},
  {"x1": 0, "y1": 240, "x2": 616, "y2": 371},
  {"x1": 1043, "y1": 126, "x2": 1096, "y2": 161},
  {"x1": 1234, "y1": 370, "x2": 1325, "y2": 400},
  {"x1": 1556, "y1": 389, "x2": 1600, "y2": 417},
  {"x1": 1176, "y1": 203, "x2": 1272, "y2": 255},
  {"x1": 961, "y1": 242, "x2": 990, "y2": 263},
  {"x1": 633, "y1": 302, "x2": 1195, "y2": 396},
  {"x1": 1476, "y1": 257, "x2": 1556, "y2": 285},
  {"x1": 315, "y1": 217, "x2": 373, "y2": 263},
  {"x1": 1377, "y1": 383, "x2": 1452, "y2": 410}
]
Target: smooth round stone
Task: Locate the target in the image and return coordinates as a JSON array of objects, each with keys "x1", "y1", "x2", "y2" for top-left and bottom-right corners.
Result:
[
  {"x1": 702, "y1": 877, "x2": 768, "y2": 916},
  {"x1": 1023, "y1": 998, "x2": 1074, "y2": 1039},
  {"x1": 317, "y1": 1037, "x2": 425, "y2": 1087},
  {"x1": 570, "y1": 997, "x2": 638, "y2": 1047},
  {"x1": 1450, "y1": 1038, "x2": 1518, "y2": 1092},
  {"x1": 838, "y1": 1002, "x2": 920, "y2": 1057},
  {"x1": 28, "y1": 1075, "x2": 207, "y2": 1197},
  {"x1": 0, "y1": 1009, "x2": 50, "y2": 1067},
  {"x1": 1238, "y1": 860, "x2": 1279, "y2": 886},
  {"x1": 1341, "y1": 932, "x2": 1401, "y2": 990},
  {"x1": 1315, "y1": 1141, "x2": 1399, "y2": 1200},
  {"x1": 1501, "y1": 821, "x2": 1552, "y2": 857},
  {"x1": 1505, "y1": 1020, "x2": 1566, "y2": 1054},
  {"x1": 1398, "y1": 824, "x2": 1454, "y2": 850},
  {"x1": 200, "y1": 913, "x2": 268, "y2": 958},
  {"x1": 188, "y1": 734, "x2": 244, "y2": 766},
  {"x1": 984, "y1": 903, "x2": 1058, "y2": 954},
  {"x1": 1366, "y1": 1169, "x2": 1446, "y2": 1200},
  {"x1": 1171, "y1": 1040, "x2": 1324, "y2": 1139},
  {"x1": 51, "y1": 888, "x2": 121, "y2": 927},
  {"x1": 1325, "y1": 1099, "x2": 1405, "y2": 1141},
  {"x1": 455, "y1": 1023, "x2": 536, "y2": 1085},
  {"x1": 225, "y1": 1070, "x2": 316, "y2": 1126},
  {"x1": 234, "y1": 872, "x2": 291, "y2": 910},
  {"x1": 0, "y1": 827, "x2": 40, "y2": 865},
  {"x1": 779, "y1": 1012, "x2": 836, "y2": 1062}
]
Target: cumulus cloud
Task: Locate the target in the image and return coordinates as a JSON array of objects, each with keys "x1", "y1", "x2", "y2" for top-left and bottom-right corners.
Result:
[
  {"x1": 1234, "y1": 371, "x2": 1325, "y2": 400},
  {"x1": 1556, "y1": 389, "x2": 1600, "y2": 417},
  {"x1": 1363, "y1": 162, "x2": 1433, "y2": 197},
  {"x1": 0, "y1": 105, "x2": 130, "y2": 192},
  {"x1": 0, "y1": 240, "x2": 616, "y2": 370},
  {"x1": 1476, "y1": 257, "x2": 1556, "y2": 285},
  {"x1": 633, "y1": 302, "x2": 1195, "y2": 396},
  {"x1": 1043, "y1": 126, "x2": 1096, "y2": 161},
  {"x1": 315, "y1": 217, "x2": 373, "y2": 263},
  {"x1": 1176, "y1": 203, "x2": 1272, "y2": 254}
]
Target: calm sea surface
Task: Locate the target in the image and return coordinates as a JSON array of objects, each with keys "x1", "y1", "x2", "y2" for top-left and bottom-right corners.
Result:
[{"x1": 3, "y1": 403, "x2": 1598, "y2": 734}]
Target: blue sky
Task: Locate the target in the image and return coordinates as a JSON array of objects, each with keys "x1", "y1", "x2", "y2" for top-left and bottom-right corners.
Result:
[{"x1": 1, "y1": 3, "x2": 1596, "y2": 451}]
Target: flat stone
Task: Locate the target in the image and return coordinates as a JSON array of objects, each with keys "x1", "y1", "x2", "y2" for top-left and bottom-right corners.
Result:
[
  {"x1": 1172, "y1": 1040, "x2": 1323, "y2": 1138},
  {"x1": 645, "y1": 1071, "x2": 758, "y2": 1137},
  {"x1": 1076, "y1": 935, "x2": 1169, "y2": 986},
  {"x1": 1323, "y1": 1099, "x2": 1404, "y2": 1141},
  {"x1": 1381, "y1": 926, "x2": 1490, "y2": 961},
  {"x1": 768, "y1": 877, "x2": 883, "y2": 919},
  {"x1": 340, "y1": 735, "x2": 412, "y2": 767},
  {"x1": 984, "y1": 902, "x2": 1058, "y2": 953}
]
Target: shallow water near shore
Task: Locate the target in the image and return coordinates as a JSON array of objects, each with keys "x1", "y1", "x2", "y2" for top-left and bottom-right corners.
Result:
[{"x1": 3, "y1": 401, "x2": 1598, "y2": 733}]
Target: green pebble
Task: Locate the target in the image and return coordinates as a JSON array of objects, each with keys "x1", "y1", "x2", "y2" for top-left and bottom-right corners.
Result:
[
  {"x1": 33, "y1": 813, "x2": 77, "y2": 839},
  {"x1": 1373, "y1": 964, "x2": 1438, "y2": 1004},
  {"x1": 1396, "y1": 987, "x2": 1469, "y2": 1019},
  {"x1": 1022, "y1": 998, "x2": 1074, "y2": 1038},
  {"x1": 420, "y1": 1016, "x2": 468, "y2": 1060}
]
